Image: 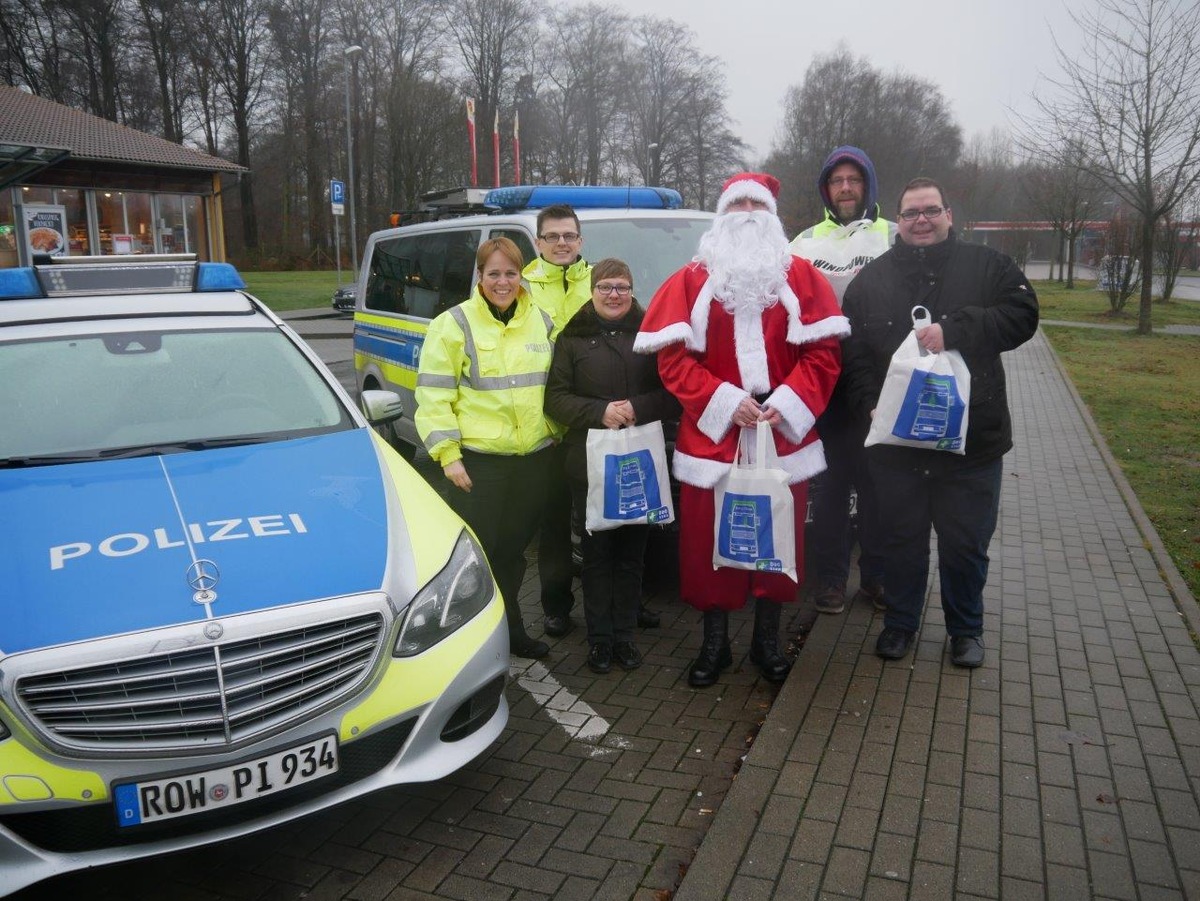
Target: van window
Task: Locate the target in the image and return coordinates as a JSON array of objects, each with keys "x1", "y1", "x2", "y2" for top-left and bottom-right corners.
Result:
[
  {"x1": 366, "y1": 230, "x2": 482, "y2": 317},
  {"x1": 582, "y1": 217, "x2": 712, "y2": 301},
  {"x1": 488, "y1": 228, "x2": 536, "y2": 268}
]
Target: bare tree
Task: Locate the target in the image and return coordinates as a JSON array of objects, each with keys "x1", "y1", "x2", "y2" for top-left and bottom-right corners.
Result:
[
  {"x1": 1099, "y1": 210, "x2": 1143, "y2": 313},
  {"x1": 202, "y1": 0, "x2": 271, "y2": 251},
  {"x1": 1021, "y1": 140, "x2": 1107, "y2": 287},
  {"x1": 442, "y1": 0, "x2": 536, "y2": 178},
  {"x1": 1023, "y1": 0, "x2": 1200, "y2": 334},
  {"x1": 767, "y1": 46, "x2": 962, "y2": 234}
]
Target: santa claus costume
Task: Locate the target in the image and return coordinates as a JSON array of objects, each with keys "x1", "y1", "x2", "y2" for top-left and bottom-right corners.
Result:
[{"x1": 634, "y1": 172, "x2": 847, "y2": 686}]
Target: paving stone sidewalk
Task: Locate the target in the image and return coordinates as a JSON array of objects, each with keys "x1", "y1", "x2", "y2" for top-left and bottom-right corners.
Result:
[{"x1": 676, "y1": 329, "x2": 1200, "y2": 900}]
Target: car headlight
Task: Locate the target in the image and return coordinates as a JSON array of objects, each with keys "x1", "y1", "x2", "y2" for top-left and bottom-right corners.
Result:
[
  {"x1": 394, "y1": 529, "x2": 496, "y2": 657},
  {"x1": 0, "y1": 718, "x2": 9, "y2": 741}
]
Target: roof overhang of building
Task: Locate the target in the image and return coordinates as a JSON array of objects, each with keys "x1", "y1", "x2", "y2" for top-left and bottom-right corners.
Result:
[{"x1": 0, "y1": 143, "x2": 72, "y2": 191}]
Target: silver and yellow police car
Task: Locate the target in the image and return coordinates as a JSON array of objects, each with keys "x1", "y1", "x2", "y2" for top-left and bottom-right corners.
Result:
[{"x1": 0, "y1": 256, "x2": 509, "y2": 892}]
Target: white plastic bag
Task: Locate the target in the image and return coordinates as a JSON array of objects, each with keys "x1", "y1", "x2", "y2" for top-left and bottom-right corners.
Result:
[
  {"x1": 865, "y1": 306, "x2": 971, "y2": 453},
  {"x1": 712, "y1": 422, "x2": 797, "y2": 581},
  {"x1": 790, "y1": 218, "x2": 892, "y2": 304},
  {"x1": 584, "y1": 421, "x2": 674, "y2": 533}
]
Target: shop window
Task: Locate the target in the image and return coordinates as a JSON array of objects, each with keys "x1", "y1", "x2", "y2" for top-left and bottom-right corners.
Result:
[
  {"x1": 158, "y1": 194, "x2": 208, "y2": 257},
  {"x1": 0, "y1": 189, "x2": 15, "y2": 268},
  {"x1": 95, "y1": 191, "x2": 155, "y2": 254}
]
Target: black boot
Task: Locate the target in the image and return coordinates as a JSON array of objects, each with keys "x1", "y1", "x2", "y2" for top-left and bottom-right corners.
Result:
[
  {"x1": 749, "y1": 598, "x2": 791, "y2": 682},
  {"x1": 688, "y1": 610, "x2": 732, "y2": 687},
  {"x1": 504, "y1": 595, "x2": 548, "y2": 659}
]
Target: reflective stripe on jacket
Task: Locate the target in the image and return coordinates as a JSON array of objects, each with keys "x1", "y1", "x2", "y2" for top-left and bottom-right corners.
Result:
[
  {"x1": 794, "y1": 205, "x2": 897, "y2": 243},
  {"x1": 415, "y1": 286, "x2": 558, "y2": 465},
  {"x1": 522, "y1": 256, "x2": 592, "y2": 332}
]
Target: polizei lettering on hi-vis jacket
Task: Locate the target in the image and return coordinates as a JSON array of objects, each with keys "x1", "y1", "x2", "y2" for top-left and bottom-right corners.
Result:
[{"x1": 49, "y1": 514, "x2": 309, "y2": 570}]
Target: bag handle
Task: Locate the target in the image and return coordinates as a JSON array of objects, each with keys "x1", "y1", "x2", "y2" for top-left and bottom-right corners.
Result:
[
  {"x1": 911, "y1": 306, "x2": 932, "y2": 356},
  {"x1": 736, "y1": 421, "x2": 779, "y2": 470}
]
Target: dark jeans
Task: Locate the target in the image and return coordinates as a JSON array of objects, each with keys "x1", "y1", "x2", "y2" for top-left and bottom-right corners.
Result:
[
  {"x1": 539, "y1": 443, "x2": 576, "y2": 617},
  {"x1": 571, "y1": 482, "x2": 647, "y2": 644},
  {"x1": 870, "y1": 454, "x2": 1002, "y2": 637},
  {"x1": 808, "y1": 415, "x2": 883, "y2": 590},
  {"x1": 448, "y1": 448, "x2": 551, "y2": 637}
]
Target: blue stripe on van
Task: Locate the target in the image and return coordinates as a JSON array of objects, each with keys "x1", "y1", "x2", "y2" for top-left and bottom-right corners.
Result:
[{"x1": 354, "y1": 324, "x2": 424, "y2": 370}]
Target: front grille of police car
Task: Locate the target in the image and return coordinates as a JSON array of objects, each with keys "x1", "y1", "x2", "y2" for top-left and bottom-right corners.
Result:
[{"x1": 14, "y1": 612, "x2": 384, "y2": 754}]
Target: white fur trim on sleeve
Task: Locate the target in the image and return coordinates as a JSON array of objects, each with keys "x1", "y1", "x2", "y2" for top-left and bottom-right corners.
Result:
[
  {"x1": 765, "y1": 384, "x2": 816, "y2": 444},
  {"x1": 634, "y1": 321, "x2": 693, "y2": 354},
  {"x1": 697, "y1": 381, "x2": 747, "y2": 444},
  {"x1": 792, "y1": 313, "x2": 851, "y2": 346}
]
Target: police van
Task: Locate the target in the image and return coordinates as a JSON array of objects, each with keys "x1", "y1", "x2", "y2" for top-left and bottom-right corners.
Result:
[
  {"x1": 0, "y1": 256, "x2": 509, "y2": 892},
  {"x1": 351, "y1": 185, "x2": 715, "y2": 456}
]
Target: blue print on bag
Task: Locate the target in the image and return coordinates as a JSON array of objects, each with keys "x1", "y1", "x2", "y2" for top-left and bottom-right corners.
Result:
[
  {"x1": 717, "y1": 493, "x2": 775, "y2": 563},
  {"x1": 892, "y1": 371, "x2": 965, "y2": 448},
  {"x1": 603, "y1": 450, "x2": 662, "y2": 519}
]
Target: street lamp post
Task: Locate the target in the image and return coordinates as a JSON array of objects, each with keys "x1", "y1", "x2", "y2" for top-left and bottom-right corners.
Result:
[
  {"x1": 648, "y1": 143, "x2": 660, "y2": 186},
  {"x1": 343, "y1": 45, "x2": 363, "y2": 275}
]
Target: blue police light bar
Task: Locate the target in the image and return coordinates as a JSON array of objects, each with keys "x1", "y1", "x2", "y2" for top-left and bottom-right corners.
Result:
[
  {"x1": 0, "y1": 268, "x2": 43, "y2": 300},
  {"x1": 484, "y1": 185, "x2": 684, "y2": 211},
  {"x1": 195, "y1": 262, "x2": 246, "y2": 292}
]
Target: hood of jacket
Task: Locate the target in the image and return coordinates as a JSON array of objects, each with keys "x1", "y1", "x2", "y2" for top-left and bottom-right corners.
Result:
[{"x1": 817, "y1": 145, "x2": 880, "y2": 223}]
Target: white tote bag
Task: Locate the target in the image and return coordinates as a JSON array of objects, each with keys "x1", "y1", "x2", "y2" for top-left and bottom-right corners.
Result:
[
  {"x1": 865, "y1": 306, "x2": 971, "y2": 454},
  {"x1": 584, "y1": 421, "x2": 675, "y2": 533},
  {"x1": 790, "y1": 218, "x2": 892, "y2": 304},
  {"x1": 712, "y1": 422, "x2": 797, "y2": 582}
]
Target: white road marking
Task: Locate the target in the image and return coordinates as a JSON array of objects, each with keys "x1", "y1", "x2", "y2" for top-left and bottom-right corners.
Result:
[{"x1": 510, "y1": 660, "x2": 612, "y2": 742}]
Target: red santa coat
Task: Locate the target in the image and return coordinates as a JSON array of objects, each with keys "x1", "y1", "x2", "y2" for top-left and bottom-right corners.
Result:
[
  {"x1": 633, "y1": 257, "x2": 847, "y2": 609},
  {"x1": 634, "y1": 258, "x2": 847, "y2": 484}
]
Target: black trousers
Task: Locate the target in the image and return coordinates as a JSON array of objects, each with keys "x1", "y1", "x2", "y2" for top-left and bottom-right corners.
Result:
[
  {"x1": 870, "y1": 455, "x2": 1002, "y2": 637},
  {"x1": 570, "y1": 482, "x2": 648, "y2": 645},
  {"x1": 538, "y1": 443, "x2": 576, "y2": 616},
  {"x1": 447, "y1": 448, "x2": 551, "y2": 637}
]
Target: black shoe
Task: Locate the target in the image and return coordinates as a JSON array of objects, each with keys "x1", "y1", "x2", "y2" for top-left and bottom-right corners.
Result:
[
  {"x1": 543, "y1": 614, "x2": 572, "y2": 637},
  {"x1": 587, "y1": 643, "x2": 613, "y2": 674},
  {"x1": 813, "y1": 584, "x2": 846, "y2": 615},
  {"x1": 510, "y1": 633, "x2": 550, "y2": 659},
  {"x1": 613, "y1": 641, "x2": 642, "y2": 670},
  {"x1": 950, "y1": 635, "x2": 985, "y2": 668},
  {"x1": 637, "y1": 604, "x2": 661, "y2": 628},
  {"x1": 853, "y1": 582, "x2": 886, "y2": 611},
  {"x1": 875, "y1": 627, "x2": 915, "y2": 661}
]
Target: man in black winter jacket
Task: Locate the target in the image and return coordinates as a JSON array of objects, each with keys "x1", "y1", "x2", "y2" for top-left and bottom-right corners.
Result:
[{"x1": 841, "y1": 177, "x2": 1039, "y2": 668}]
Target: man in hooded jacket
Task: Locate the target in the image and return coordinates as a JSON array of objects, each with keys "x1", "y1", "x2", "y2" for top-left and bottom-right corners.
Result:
[{"x1": 790, "y1": 146, "x2": 895, "y2": 617}]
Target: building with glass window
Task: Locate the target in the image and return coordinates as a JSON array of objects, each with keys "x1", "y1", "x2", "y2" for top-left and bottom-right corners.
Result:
[{"x1": 0, "y1": 85, "x2": 244, "y2": 268}]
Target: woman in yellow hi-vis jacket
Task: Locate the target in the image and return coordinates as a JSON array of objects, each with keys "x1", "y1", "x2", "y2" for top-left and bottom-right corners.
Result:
[{"x1": 416, "y1": 237, "x2": 559, "y2": 658}]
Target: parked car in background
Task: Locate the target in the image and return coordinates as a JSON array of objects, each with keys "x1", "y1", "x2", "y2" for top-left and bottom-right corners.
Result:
[
  {"x1": 0, "y1": 255, "x2": 509, "y2": 893},
  {"x1": 332, "y1": 282, "x2": 356, "y2": 312}
]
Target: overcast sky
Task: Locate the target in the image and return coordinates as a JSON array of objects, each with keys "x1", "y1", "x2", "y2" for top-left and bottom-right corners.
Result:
[{"x1": 605, "y1": 0, "x2": 1081, "y2": 161}]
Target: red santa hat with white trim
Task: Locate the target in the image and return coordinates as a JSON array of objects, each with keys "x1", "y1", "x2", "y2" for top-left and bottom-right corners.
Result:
[{"x1": 714, "y1": 171, "x2": 780, "y2": 216}]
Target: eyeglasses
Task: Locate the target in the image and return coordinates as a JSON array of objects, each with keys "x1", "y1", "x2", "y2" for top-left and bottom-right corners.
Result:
[
  {"x1": 898, "y1": 206, "x2": 948, "y2": 222},
  {"x1": 595, "y1": 283, "x2": 632, "y2": 296},
  {"x1": 539, "y1": 231, "x2": 580, "y2": 243},
  {"x1": 828, "y1": 175, "x2": 864, "y2": 188}
]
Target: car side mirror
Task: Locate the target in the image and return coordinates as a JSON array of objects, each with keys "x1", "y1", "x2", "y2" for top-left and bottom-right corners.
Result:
[{"x1": 361, "y1": 389, "x2": 404, "y2": 426}]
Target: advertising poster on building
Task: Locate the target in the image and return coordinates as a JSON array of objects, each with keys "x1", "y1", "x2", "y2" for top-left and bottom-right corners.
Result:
[{"x1": 22, "y1": 204, "x2": 68, "y2": 260}]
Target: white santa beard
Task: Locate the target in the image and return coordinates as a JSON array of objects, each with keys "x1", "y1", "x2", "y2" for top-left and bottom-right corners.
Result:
[
  {"x1": 695, "y1": 210, "x2": 793, "y2": 394},
  {"x1": 696, "y1": 211, "x2": 792, "y2": 313}
]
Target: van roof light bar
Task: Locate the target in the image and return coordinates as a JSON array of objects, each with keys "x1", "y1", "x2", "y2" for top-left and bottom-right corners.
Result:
[{"x1": 484, "y1": 185, "x2": 683, "y2": 211}]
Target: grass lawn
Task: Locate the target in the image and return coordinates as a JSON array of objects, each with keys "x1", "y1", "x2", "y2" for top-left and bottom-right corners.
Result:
[
  {"x1": 1041, "y1": 323, "x2": 1200, "y2": 601},
  {"x1": 1037, "y1": 279, "x2": 1200, "y2": 328},
  {"x1": 242, "y1": 270, "x2": 344, "y2": 311}
]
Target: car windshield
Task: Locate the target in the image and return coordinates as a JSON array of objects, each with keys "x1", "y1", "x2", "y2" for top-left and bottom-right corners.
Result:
[
  {"x1": 581, "y1": 216, "x2": 713, "y2": 303},
  {"x1": 1, "y1": 327, "x2": 353, "y2": 465}
]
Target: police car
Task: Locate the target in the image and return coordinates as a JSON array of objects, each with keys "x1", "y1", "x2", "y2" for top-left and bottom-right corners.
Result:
[
  {"x1": 352, "y1": 185, "x2": 715, "y2": 457},
  {"x1": 0, "y1": 256, "x2": 509, "y2": 892}
]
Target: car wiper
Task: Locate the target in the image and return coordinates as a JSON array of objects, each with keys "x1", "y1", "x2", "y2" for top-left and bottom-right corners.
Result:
[{"x1": 2, "y1": 436, "x2": 281, "y2": 468}]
